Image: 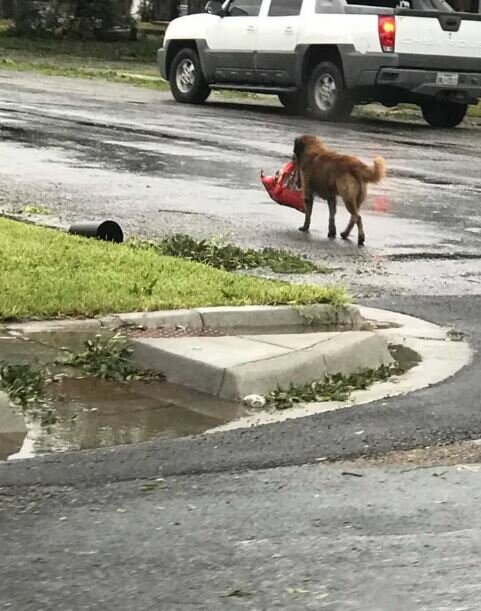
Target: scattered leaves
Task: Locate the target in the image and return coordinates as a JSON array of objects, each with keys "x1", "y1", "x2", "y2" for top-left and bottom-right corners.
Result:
[
  {"x1": 0, "y1": 361, "x2": 56, "y2": 426},
  {"x1": 59, "y1": 333, "x2": 164, "y2": 382},
  {"x1": 139, "y1": 479, "x2": 167, "y2": 493},
  {"x1": 447, "y1": 328, "x2": 465, "y2": 342},
  {"x1": 128, "y1": 234, "x2": 330, "y2": 274},
  {"x1": 265, "y1": 363, "x2": 405, "y2": 410},
  {"x1": 15, "y1": 205, "x2": 51, "y2": 215}
]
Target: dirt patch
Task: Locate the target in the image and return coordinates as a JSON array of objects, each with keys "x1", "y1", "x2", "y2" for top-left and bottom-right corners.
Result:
[
  {"x1": 334, "y1": 440, "x2": 481, "y2": 469},
  {"x1": 126, "y1": 326, "x2": 226, "y2": 339}
]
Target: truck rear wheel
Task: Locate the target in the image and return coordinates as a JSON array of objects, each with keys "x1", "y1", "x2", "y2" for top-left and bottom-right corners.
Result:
[
  {"x1": 170, "y1": 48, "x2": 210, "y2": 104},
  {"x1": 421, "y1": 101, "x2": 467, "y2": 128},
  {"x1": 307, "y1": 61, "x2": 352, "y2": 122}
]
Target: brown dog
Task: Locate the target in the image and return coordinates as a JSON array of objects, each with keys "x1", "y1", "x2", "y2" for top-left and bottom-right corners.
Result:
[{"x1": 293, "y1": 135, "x2": 386, "y2": 245}]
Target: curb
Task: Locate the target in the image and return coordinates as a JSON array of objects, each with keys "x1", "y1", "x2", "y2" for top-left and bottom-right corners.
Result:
[
  {"x1": 132, "y1": 330, "x2": 392, "y2": 400},
  {"x1": 207, "y1": 306, "x2": 472, "y2": 433},
  {"x1": 5, "y1": 304, "x2": 362, "y2": 336},
  {"x1": 0, "y1": 210, "x2": 68, "y2": 233}
]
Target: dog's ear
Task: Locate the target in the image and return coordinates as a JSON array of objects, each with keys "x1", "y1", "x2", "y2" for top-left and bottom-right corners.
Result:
[{"x1": 293, "y1": 137, "x2": 305, "y2": 159}]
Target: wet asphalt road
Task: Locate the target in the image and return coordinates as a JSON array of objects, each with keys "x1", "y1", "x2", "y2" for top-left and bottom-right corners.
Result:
[
  {"x1": 3, "y1": 72, "x2": 481, "y2": 610},
  {"x1": 3, "y1": 463, "x2": 481, "y2": 611},
  {"x1": 2, "y1": 72, "x2": 481, "y2": 298}
]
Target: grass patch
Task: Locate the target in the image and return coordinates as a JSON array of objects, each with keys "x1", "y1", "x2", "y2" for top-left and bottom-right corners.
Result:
[
  {"x1": 0, "y1": 218, "x2": 347, "y2": 320},
  {"x1": 0, "y1": 32, "x2": 161, "y2": 62},
  {"x1": 0, "y1": 57, "x2": 169, "y2": 90},
  {"x1": 60, "y1": 333, "x2": 163, "y2": 381},
  {"x1": 356, "y1": 102, "x2": 481, "y2": 123},
  {"x1": 0, "y1": 29, "x2": 170, "y2": 89},
  {"x1": 265, "y1": 364, "x2": 403, "y2": 410},
  {"x1": 129, "y1": 234, "x2": 331, "y2": 274}
]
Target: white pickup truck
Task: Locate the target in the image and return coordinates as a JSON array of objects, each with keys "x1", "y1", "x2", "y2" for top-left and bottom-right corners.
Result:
[{"x1": 157, "y1": 0, "x2": 481, "y2": 127}]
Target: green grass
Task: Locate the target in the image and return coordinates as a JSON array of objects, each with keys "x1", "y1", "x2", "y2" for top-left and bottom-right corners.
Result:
[
  {"x1": 0, "y1": 23, "x2": 161, "y2": 61},
  {"x1": 0, "y1": 26, "x2": 170, "y2": 89},
  {"x1": 0, "y1": 218, "x2": 347, "y2": 320},
  {"x1": 0, "y1": 57, "x2": 169, "y2": 89}
]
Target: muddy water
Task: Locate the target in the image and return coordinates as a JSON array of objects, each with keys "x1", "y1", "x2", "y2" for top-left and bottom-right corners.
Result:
[
  {"x1": 0, "y1": 335, "x2": 244, "y2": 460},
  {"x1": 18, "y1": 378, "x2": 241, "y2": 457}
]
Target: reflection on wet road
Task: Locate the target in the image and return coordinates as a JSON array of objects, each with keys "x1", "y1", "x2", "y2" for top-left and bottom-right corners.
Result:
[{"x1": 1, "y1": 71, "x2": 481, "y2": 297}]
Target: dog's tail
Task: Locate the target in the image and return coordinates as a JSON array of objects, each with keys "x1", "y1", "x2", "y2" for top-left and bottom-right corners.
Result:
[{"x1": 361, "y1": 156, "x2": 386, "y2": 183}]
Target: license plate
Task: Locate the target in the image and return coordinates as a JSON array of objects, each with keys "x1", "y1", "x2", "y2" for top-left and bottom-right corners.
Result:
[{"x1": 436, "y1": 72, "x2": 459, "y2": 86}]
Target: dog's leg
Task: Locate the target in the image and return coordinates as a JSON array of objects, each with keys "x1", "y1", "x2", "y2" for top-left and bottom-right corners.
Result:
[
  {"x1": 341, "y1": 213, "x2": 364, "y2": 244},
  {"x1": 356, "y1": 188, "x2": 367, "y2": 246},
  {"x1": 299, "y1": 193, "x2": 313, "y2": 232},
  {"x1": 356, "y1": 215, "x2": 365, "y2": 246},
  {"x1": 340, "y1": 215, "x2": 356, "y2": 240},
  {"x1": 340, "y1": 198, "x2": 357, "y2": 241},
  {"x1": 327, "y1": 197, "x2": 337, "y2": 238}
]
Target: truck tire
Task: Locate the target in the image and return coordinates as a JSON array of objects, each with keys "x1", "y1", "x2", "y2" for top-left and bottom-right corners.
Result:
[
  {"x1": 307, "y1": 61, "x2": 352, "y2": 122},
  {"x1": 278, "y1": 91, "x2": 307, "y2": 115},
  {"x1": 421, "y1": 101, "x2": 467, "y2": 128},
  {"x1": 169, "y1": 48, "x2": 210, "y2": 104}
]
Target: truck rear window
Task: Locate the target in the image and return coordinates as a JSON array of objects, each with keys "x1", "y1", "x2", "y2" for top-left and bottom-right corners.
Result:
[
  {"x1": 315, "y1": 0, "x2": 397, "y2": 10},
  {"x1": 315, "y1": 0, "x2": 454, "y2": 9}
]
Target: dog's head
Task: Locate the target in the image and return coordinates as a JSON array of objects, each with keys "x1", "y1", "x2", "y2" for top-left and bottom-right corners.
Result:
[{"x1": 293, "y1": 135, "x2": 323, "y2": 163}]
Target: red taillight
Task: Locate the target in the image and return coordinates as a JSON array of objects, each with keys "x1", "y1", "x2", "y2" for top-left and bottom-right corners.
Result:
[{"x1": 378, "y1": 16, "x2": 396, "y2": 53}]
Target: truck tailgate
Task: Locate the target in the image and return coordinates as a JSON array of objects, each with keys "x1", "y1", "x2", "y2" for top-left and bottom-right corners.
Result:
[{"x1": 395, "y1": 12, "x2": 481, "y2": 61}]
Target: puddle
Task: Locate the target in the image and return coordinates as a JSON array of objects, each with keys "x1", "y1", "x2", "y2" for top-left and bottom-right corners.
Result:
[
  {"x1": 0, "y1": 334, "x2": 59, "y2": 364},
  {"x1": 389, "y1": 344, "x2": 422, "y2": 370},
  {"x1": 0, "y1": 335, "x2": 244, "y2": 460},
  {"x1": 11, "y1": 377, "x2": 241, "y2": 459},
  {"x1": 386, "y1": 252, "x2": 481, "y2": 262}
]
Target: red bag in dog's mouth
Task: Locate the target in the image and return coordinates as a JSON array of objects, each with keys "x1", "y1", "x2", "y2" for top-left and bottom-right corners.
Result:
[{"x1": 260, "y1": 160, "x2": 304, "y2": 213}]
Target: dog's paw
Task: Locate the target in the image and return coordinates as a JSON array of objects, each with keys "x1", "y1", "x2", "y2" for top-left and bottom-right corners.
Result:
[
  {"x1": 298, "y1": 226, "x2": 309, "y2": 233},
  {"x1": 358, "y1": 237, "x2": 365, "y2": 247},
  {"x1": 340, "y1": 231, "x2": 349, "y2": 240},
  {"x1": 327, "y1": 231, "x2": 336, "y2": 239}
]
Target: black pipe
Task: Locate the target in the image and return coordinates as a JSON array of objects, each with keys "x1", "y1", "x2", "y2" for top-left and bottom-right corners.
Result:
[{"x1": 68, "y1": 220, "x2": 124, "y2": 243}]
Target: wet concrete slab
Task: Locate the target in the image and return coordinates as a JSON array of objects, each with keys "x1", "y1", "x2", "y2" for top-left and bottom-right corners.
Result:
[{"x1": 132, "y1": 331, "x2": 393, "y2": 399}]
